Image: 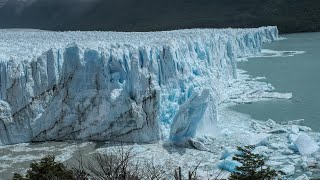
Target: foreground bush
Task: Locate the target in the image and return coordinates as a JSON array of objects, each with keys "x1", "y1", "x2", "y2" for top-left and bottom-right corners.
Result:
[
  {"x1": 229, "y1": 145, "x2": 278, "y2": 180},
  {"x1": 12, "y1": 155, "x2": 76, "y2": 180}
]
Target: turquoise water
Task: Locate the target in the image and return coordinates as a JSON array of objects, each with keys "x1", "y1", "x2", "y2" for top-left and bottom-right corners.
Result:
[{"x1": 231, "y1": 32, "x2": 320, "y2": 131}]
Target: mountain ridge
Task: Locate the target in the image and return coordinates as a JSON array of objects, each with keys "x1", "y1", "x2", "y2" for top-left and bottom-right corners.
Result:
[{"x1": 0, "y1": 0, "x2": 319, "y2": 33}]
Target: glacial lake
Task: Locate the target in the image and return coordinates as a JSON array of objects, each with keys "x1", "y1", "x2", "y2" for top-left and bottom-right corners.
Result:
[{"x1": 231, "y1": 32, "x2": 320, "y2": 131}]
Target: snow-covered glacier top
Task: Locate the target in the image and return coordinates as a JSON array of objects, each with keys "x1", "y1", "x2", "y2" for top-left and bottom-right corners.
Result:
[
  {"x1": 0, "y1": 27, "x2": 277, "y2": 60},
  {"x1": 0, "y1": 27, "x2": 278, "y2": 145}
]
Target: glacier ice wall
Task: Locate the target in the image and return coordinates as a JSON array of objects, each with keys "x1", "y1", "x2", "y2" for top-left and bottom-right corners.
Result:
[{"x1": 0, "y1": 27, "x2": 279, "y2": 145}]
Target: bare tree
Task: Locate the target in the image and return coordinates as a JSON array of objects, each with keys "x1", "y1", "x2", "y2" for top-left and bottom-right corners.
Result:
[
  {"x1": 140, "y1": 158, "x2": 169, "y2": 180},
  {"x1": 84, "y1": 146, "x2": 139, "y2": 180},
  {"x1": 71, "y1": 151, "x2": 89, "y2": 180},
  {"x1": 174, "y1": 162, "x2": 201, "y2": 180}
]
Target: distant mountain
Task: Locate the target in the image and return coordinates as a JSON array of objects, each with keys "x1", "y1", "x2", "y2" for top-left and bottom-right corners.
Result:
[{"x1": 0, "y1": 0, "x2": 319, "y2": 33}]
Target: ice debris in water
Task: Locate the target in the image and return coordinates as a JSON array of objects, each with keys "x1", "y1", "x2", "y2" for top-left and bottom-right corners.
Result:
[
  {"x1": 280, "y1": 165, "x2": 295, "y2": 176},
  {"x1": 237, "y1": 132, "x2": 271, "y2": 146},
  {"x1": 287, "y1": 124, "x2": 319, "y2": 155}
]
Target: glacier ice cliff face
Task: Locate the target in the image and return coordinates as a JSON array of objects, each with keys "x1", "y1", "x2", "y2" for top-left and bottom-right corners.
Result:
[{"x1": 0, "y1": 27, "x2": 279, "y2": 145}]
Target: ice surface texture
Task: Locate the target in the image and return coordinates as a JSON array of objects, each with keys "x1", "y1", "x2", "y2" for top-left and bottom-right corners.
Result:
[{"x1": 0, "y1": 27, "x2": 279, "y2": 145}]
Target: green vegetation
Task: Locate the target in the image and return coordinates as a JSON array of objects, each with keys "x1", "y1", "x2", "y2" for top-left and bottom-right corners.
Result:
[
  {"x1": 229, "y1": 146, "x2": 278, "y2": 180},
  {"x1": 12, "y1": 155, "x2": 76, "y2": 180}
]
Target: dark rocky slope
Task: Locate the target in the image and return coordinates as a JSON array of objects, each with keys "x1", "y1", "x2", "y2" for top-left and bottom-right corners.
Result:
[{"x1": 0, "y1": 0, "x2": 319, "y2": 33}]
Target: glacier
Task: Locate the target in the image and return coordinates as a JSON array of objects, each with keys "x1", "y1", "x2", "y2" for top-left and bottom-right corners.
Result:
[{"x1": 0, "y1": 27, "x2": 279, "y2": 145}]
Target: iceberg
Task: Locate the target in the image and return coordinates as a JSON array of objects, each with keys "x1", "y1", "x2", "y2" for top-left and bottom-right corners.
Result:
[
  {"x1": 0, "y1": 27, "x2": 279, "y2": 145},
  {"x1": 291, "y1": 133, "x2": 319, "y2": 155}
]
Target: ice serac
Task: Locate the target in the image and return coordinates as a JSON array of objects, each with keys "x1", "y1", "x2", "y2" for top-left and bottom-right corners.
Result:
[{"x1": 0, "y1": 27, "x2": 279, "y2": 145}]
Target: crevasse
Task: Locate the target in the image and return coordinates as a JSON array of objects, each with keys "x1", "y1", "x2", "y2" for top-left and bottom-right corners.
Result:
[{"x1": 0, "y1": 27, "x2": 279, "y2": 145}]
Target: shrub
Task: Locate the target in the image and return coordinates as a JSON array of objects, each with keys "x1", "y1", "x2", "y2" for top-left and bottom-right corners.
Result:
[
  {"x1": 12, "y1": 155, "x2": 76, "y2": 180},
  {"x1": 229, "y1": 145, "x2": 278, "y2": 180}
]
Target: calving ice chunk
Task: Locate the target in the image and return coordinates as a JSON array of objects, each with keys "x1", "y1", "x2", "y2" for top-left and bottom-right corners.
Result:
[
  {"x1": 0, "y1": 27, "x2": 279, "y2": 145},
  {"x1": 292, "y1": 133, "x2": 319, "y2": 155}
]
